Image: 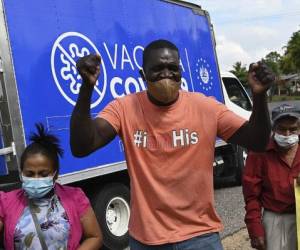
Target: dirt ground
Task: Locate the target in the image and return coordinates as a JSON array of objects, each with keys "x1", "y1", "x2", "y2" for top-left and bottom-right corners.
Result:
[{"x1": 222, "y1": 228, "x2": 253, "y2": 250}]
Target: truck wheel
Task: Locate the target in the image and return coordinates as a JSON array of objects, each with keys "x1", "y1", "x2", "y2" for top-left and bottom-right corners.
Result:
[
  {"x1": 235, "y1": 146, "x2": 248, "y2": 185},
  {"x1": 93, "y1": 183, "x2": 130, "y2": 250}
]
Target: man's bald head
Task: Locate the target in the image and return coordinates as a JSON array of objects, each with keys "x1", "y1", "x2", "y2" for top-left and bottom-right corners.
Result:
[{"x1": 143, "y1": 39, "x2": 179, "y2": 69}]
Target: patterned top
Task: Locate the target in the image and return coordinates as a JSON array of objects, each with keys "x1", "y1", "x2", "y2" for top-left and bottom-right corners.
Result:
[{"x1": 14, "y1": 194, "x2": 70, "y2": 250}]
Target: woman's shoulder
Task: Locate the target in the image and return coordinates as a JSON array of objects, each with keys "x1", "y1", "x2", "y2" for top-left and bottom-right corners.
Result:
[
  {"x1": 55, "y1": 183, "x2": 90, "y2": 216},
  {"x1": 0, "y1": 188, "x2": 24, "y2": 199},
  {"x1": 0, "y1": 188, "x2": 25, "y2": 212},
  {"x1": 55, "y1": 183, "x2": 89, "y2": 202},
  {"x1": 55, "y1": 183, "x2": 85, "y2": 195}
]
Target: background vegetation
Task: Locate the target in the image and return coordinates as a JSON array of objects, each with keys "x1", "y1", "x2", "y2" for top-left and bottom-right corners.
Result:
[{"x1": 230, "y1": 30, "x2": 300, "y2": 102}]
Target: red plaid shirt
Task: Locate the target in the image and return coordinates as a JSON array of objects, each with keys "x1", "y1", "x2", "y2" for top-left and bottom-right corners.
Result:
[{"x1": 242, "y1": 140, "x2": 300, "y2": 238}]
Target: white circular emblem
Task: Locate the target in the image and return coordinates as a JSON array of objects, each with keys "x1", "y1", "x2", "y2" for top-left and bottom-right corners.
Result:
[
  {"x1": 51, "y1": 32, "x2": 107, "y2": 108},
  {"x1": 196, "y1": 58, "x2": 213, "y2": 91}
]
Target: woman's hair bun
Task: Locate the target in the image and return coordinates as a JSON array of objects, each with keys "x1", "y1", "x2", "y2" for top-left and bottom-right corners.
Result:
[{"x1": 29, "y1": 123, "x2": 63, "y2": 158}]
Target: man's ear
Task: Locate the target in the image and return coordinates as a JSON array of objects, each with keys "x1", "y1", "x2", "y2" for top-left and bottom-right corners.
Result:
[{"x1": 139, "y1": 69, "x2": 146, "y2": 81}]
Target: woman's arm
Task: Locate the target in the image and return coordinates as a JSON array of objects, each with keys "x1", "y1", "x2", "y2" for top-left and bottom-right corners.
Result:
[
  {"x1": 0, "y1": 220, "x2": 3, "y2": 248},
  {"x1": 0, "y1": 192, "x2": 4, "y2": 235},
  {"x1": 78, "y1": 207, "x2": 103, "y2": 250}
]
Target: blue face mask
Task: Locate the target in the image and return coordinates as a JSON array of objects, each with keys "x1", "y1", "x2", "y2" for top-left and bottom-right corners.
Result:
[{"x1": 22, "y1": 174, "x2": 55, "y2": 199}]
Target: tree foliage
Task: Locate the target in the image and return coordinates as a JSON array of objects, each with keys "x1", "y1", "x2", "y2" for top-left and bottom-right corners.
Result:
[
  {"x1": 262, "y1": 51, "x2": 282, "y2": 100},
  {"x1": 229, "y1": 29, "x2": 300, "y2": 90},
  {"x1": 230, "y1": 61, "x2": 248, "y2": 86},
  {"x1": 262, "y1": 51, "x2": 281, "y2": 76},
  {"x1": 280, "y1": 30, "x2": 300, "y2": 74}
]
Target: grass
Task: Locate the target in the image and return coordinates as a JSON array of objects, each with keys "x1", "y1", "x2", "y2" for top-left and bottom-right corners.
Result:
[{"x1": 269, "y1": 95, "x2": 300, "y2": 102}]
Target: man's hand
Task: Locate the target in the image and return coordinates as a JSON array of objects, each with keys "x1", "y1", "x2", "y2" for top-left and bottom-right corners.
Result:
[
  {"x1": 248, "y1": 61, "x2": 275, "y2": 95},
  {"x1": 251, "y1": 236, "x2": 266, "y2": 250},
  {"x1": 296, "y1": 173, "x2": 300, "y2": 185},
  {"x1": 76, "y1": 54, "x2": 101, "y2": 86}
]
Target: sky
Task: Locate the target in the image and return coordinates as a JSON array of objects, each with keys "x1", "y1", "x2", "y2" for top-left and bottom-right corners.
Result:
[{"x1": 189, "y1": 0, "x2": 300, "y2": 72}]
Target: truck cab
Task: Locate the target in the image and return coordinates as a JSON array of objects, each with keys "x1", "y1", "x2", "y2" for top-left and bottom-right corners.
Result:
[
  {"x1": 212, "y1": 72, "x2": 252, "y2": 186},
  {"x1": 222, "y1": 71, "x2": 252, "y2": 121}
]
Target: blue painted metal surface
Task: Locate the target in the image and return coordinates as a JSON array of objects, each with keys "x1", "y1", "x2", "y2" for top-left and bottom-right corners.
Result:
[
  {"x1": 2, "y1": 0, "x2": 223, "y2": 175},
  {"x1": 0, "y1": 132, "x2": 8, "y2": 175}
]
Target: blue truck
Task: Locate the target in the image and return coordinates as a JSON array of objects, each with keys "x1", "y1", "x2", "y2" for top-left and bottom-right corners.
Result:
[{"x1": 0, "y1": 0, "x2": 252, "y2": 248}]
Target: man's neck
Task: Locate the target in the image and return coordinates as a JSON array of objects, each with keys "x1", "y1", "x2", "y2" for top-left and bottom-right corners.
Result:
[
  {"x1": 146, "y1": 91, "x2": 179, "y2": 106},
  {"x1": 278, "y1": 143, "x2": 299, "y2": 167},
  {"x1": 278, "y1": 143, "x2": 299, "y2": 154}
]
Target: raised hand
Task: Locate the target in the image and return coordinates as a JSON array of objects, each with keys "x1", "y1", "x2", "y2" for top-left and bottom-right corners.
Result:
[
  {"x1": 76, "y1": 54, "x2": 101, "y2": 86},
  {"x1": 297, "y1": 173, "x2": 300, "y2": 185},
  {"x1": 251, "y1": 236, "x2": 266, "y2": 250},
  {"x1": 248, "y1": 61, "x2": 275, "y2": 95}
]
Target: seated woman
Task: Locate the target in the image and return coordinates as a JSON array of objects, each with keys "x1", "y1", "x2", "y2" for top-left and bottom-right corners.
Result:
[{"x1": 0, "y1": 124, "x2": 102, "y2": 250}]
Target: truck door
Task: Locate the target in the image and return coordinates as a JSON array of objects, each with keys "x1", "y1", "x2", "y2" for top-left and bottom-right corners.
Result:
[
  {"x1": 0, "y1": 59, "x2": 20, "y2": 191},
  {"x1": 0, "y1": 1, "x2": 25, "y2": 191},
  {"x1": 222, "y1": 74, "x2": 252, "y2": 120}
]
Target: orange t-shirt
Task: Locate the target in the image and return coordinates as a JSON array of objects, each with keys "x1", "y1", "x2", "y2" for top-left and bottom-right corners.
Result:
[{"x1": 99, "y1": 90, "x2": 246, "y2": 244}]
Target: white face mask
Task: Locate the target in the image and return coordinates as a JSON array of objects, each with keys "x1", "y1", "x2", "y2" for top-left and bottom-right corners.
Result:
[{"x1": 274, "y1": 133, "x2": 299, "y2": 149}]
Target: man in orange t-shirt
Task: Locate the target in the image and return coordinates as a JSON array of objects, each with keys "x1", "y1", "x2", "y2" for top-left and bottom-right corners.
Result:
[{"x1": 70, "y1": 40, "x2": 275, "y2": 249}]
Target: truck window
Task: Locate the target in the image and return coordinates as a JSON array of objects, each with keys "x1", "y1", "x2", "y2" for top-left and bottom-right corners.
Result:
[{"x1": 222, "y1": 77, "x2": 252, "y2": 111}]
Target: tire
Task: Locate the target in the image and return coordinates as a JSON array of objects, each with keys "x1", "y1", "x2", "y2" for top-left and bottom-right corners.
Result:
[
  {"x1": 93, "y1": 183, "x2": 130, "y2": 250},
  {"x1": 235, "y1": 146, "x2": 248, "y2": 185}
]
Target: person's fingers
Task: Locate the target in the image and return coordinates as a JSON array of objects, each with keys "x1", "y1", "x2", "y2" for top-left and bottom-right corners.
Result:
[
  {"x1": 249, "y1": 61, "x2": 275, "y2": 85},
  {"x1": 82, "y1": 58, "x2": 98, "y2": 69},
  {"x1": 89, "y1": 54, "x2": 101, "y2": 66},
  {"x1": 95, "y1": 65, "x2": 101, "y2": 74},
  {"x1": 95, "y1": 54, "x2": 101, "y2": 63},
  {"x1": 249, "y1": 62, "x2": 259, "y2": 72},
  {"x1": 258, "y1": 237, "x2": 266, "y2": 250},
  {"x1": 251, "y1": 239, "x2": 258, "y2": 248},
  {"x1": 258, "y1": 75, "x2": 273, "y2": 85},
  {"x1": 254, "y1": 62, "x2": 267, "y2": 77},
  {"x1": 80, "y1": 69, "x2": 89, "y2": 77},
  {"x1": 296, "y1": 175, "x2": 300, "y2": 185},
  {"x1": 85, "y1": 65, "x2": 100, "y2": 75},
  {"x1": 251, "y1": 237, "x2": 266, "y2": 250},
  {"x1": 76, "y1": 54, "x2": 101, "y2": 71},
  {"x1": 249, "y1": 71, "x2": 257, "y2": 81},
  {"x1": 264, "y1": 73, "x2": 276, "y2": 82}
]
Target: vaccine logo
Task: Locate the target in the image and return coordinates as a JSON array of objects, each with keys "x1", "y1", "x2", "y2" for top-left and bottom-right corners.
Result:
[
  {"x1": 195, "y1": 58, "x2": 214, "y2": 91},
  {"x1": 51, "y1": 32, "x2": 107, "y2": 108}
]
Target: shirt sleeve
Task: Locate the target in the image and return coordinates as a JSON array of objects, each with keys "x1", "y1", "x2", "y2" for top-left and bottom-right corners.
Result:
[
  {"x1": 242, "y1": 152, "x2": 265, "y2": 238},
  {"x1": 214, "y1": 100, "x2": 246, "y2": 141},
  {"x1": 74, "y1": 188, "x2": 91, "y2": 218},
  {"x1": 98, "y1": 99, "x2": 123, "y2": 134}
]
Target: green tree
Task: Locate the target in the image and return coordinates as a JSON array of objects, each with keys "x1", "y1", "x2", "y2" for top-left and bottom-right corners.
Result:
[
  {"x1": 280, "y1": 30, "x2": 300, "y2": 74},
  {"x1": 262, "y1": 51, "x2": 282, "y2": 76},
  {"x1": 230, "y1": 61, "x2": 248, "y2": 86},
  {"x1": 262, "y1": 51, "x2": 282, "y2": 101},
  {"x1": 280, "y1": 53, "x2": 296, "y2": 74}
]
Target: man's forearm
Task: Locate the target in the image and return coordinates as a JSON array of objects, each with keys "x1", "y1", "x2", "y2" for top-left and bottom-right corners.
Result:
[
  {"x1": 73, "y1": 82, "x2": 94, "y2": 115},
  {"x1": 244, "y1": 197, "x2": 265, "y2": 238},
  {"x1": 247, "y1": 92, "x2": 271, "y2": 151},
  {"x1": 230, "y1": 92, "x2": 271, "y2": 151},
  {"x1": 70, "y1": 83, "x2": 96, "y2": 156}
]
